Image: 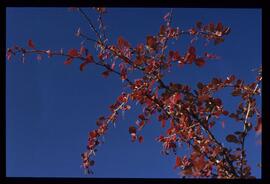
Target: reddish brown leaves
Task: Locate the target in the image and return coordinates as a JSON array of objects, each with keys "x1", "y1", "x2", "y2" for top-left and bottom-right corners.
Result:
[
  {"x1": 224, "y1": 75, "x2": 236, "y2": 84},
  {"x1": 216, "y1": 22, "x2": 223, "y2": 32},
  {"x1": 28, "y1": 39, "x2": 35, "y2": 49},
  {"x1": 146, "y1": 36, "x2": 157, "y2": 50},
  {"x1": 174, "y1": 156, "x2": 182, "y2": 169},
  {"x1": 226, "y1": 134, "x2": 238, "y2": 143},
  {"x1": 64, "y1": 58, "x2": 73, "y2": 65},
  {"x1": 194, "y1": 58, "x2": 205, "y2": 67},
  {"x1": 86, "y1": 54, "x2": 94, "y2": 62},
  {"x1": 117, "y1": 36, "x2": 130, "y2": 49},
  {"x1": 101, "y1": 70, "x2": 110, "y2": 77},
  {"x1": 68, "y1": 48, "x2": 80, "y2": 57},
  {"x1": 184, "y1": 46, "x2": 196, "y2": 63},
  {"x1": 188, "y1": 46, "x2": 196, "y2": 54},
  {"x1": 160, "y1": 25, "x2": 166, "y2": 35},
  {"x1": 128, "y1": 126, "x2": 137, "y2": 134},
  {"x1": 80, "y1": 54, "x2": 94, "y2": 71},
  {"x1": 138, "y1": 135, "x2": 144, "y2": 143},
  {"x1": 134, "y1": 56, "x2": 144, "y2": 66},
  {"x1": 254, "y1": 117, "x2": 262, "y2": 134},
  {"x1": 168, "y1": 50, "x2": 181, "y2": 62}
]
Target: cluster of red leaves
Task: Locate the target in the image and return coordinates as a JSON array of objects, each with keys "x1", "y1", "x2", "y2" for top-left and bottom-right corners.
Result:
[
  {"x1": 6, "y1": 10, "x2": 261, "y2": 179},
  {"x1": 191, "y1": 21, "x2": 231, "y2": 45}
]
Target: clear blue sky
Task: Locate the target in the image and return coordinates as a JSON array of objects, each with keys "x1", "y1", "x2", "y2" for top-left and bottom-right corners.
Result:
[{"x1": 6, "y1": 8, "x2": 261, "y2": 178}]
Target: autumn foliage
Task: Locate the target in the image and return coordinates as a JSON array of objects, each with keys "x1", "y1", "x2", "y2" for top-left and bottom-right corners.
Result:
[{"x1": 6, "y1": 8, "x2": 262, "y2": 179}]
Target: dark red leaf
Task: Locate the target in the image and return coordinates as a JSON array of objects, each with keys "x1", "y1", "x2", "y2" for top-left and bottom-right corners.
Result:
[
  {"x1": 146, "y1": 36, "x2": 157, "y2": 50},
  {"x1": 68, "y1": 48, "x2": 79, "y2": 57},
  {"x1": 254, "y1": 117, "x2": 262, "y2": 134},
  {"x1": 160, "y1": 25, "x2": 166, "y2": 35},
  {"x1": 209, "y1": 22, "x2": 215, "y2": 32},
  {"x1": 28, "y1": 39, "x2": 35, "y2": 49},
  {"x1": 134, "y1": 57, "x2": 144, "y2": 66},
  {"x1": 85, "y1": 54, "x2": 94, "y2": 63},
  {"x1": 101, "y1": 70, "x2": 110, "y2": 77},
  {"x1": 194, "y1": 58, "x2": 205, "y2": 67},
  {"x1": 80, "y1": 61, "x2": 90, "y2": 71},
  {"x1": 64, "y1": 58, "x2": 73, "y2": 65},
  {"x1": 216, "y1": 22, "x2": 223, "y2": 32},
  {"x1": 117, "y1": 36, "x2": 130, "y2": 48},
  {"x1": 226, "y1": 134, "x2": 238, "y2": 143},
  {"x1": 174, "y1": 156, "x2": 182, "y2": 169},
  {"x1": 138, "y1": 135, "x2": 144, "y2": 143},
  {"x1": 89, "y1": 131, "x2": 98, "y2": 139},
  {"x1": 188, "y1": 46, "x2": 196, "y2": 54},
  {"x1": 222, "y1": 110, "x2": 229, "y2": 116},
  {"x1": 138, "y1": 114, "x2": 145, "y2": 120},
  {"x1": 128, "y1": 126, "x2": 137, "y2": 134}
]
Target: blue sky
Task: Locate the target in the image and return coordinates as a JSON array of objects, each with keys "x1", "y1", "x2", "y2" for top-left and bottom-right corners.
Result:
[{"x1": 6, "y1": 8, "x2": 261, "y2": 178}]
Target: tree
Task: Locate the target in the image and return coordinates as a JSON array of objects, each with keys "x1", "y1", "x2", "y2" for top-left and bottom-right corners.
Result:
[{"x1": 6, "y1": 8, "x2": 262, "y2": 178}]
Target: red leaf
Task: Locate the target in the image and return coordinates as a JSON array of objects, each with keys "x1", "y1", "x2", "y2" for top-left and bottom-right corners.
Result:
[
  {"x1": 171, "y1": 93, "x2": 181, "y2": 104},
  {"x1": 138, "y1": 135, "x2": 144, "y2": 143},
  {"x1": 222, "y1": 110, "x2": 229, "y2": 116},
  {"x1": 128, "y1": 126, "x2": 137, "y2": 134},
  {"x1": 28, "y1": 39, "x2": 35, "y2": 49},
  {"x1": 195, "y1": 58, "x2": 205, "y2": 67},
  {"x1": 117, "y1": 36, "x2": 130, "y2": 48},
  {"x1": 85, "y1": 54, "x2": 94, "y2": 62},
  {"x1": 209, "y1": 22, "x2": 215, "y2": 32},
  {"x1": 255, "y1": 117, "x2": 262, "y2": 134},
  {"x1": 174, "y1": 156, "x2": 182, "y2": 169},
  {"x1": 216, "y1": 22, "x2": 223, "y2": 32},
  {"x1": 188, "y1": 46, "x2": 196, "y2": 54},
  {"x1": 160, "y1": 25, "x2": 166, "y2": 35},
  {"x1": 64, "y1": 58, "x2": 73, "y2": 65},
  {"x1": 138, "y1": 114, "x2": 146, "y2": 120},
  {"x1": 68, "y1": 48, "x2": 79, "y2": 57},
  {"x1": 226, "y1": 134, "x2": 238, "y2": 143},
  {"x1": 80, "y1": 61, "x2": 90, "y2": 71},
  {"x1": 146, "y1": 36, "x2": 157, "y2": 50},
  {"x1": 89, "y1": 131, "x2": 98, "y2": 139},
  {"x1": 102, "y1": 70, "x2": 110, "y2": 77},
  {"x1": 131, "y1": 133, "x2": 137, "y2": 142}
]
